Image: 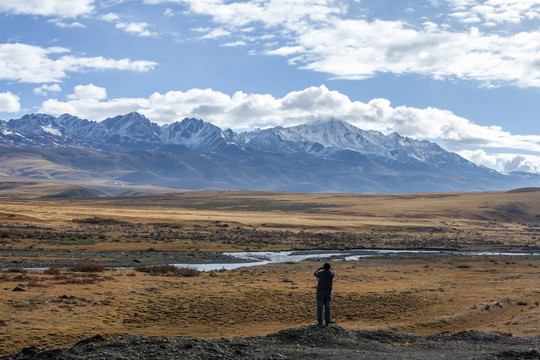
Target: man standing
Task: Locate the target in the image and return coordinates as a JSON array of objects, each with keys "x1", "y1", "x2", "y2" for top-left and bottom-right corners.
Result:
[{"x1": 314, "y1": 262, "x2": 334, "y2": 326}]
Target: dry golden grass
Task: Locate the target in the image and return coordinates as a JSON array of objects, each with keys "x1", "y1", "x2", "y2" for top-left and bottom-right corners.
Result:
[
  {"x1": 0, "y1": 188, "x2": 539, "y2": 251},
  {"x1": 0, "y1": 257, "x2": 539, "y2": 356},
  {"x1": 0, "y1": 188, "x2": 539, "y2": 355}
]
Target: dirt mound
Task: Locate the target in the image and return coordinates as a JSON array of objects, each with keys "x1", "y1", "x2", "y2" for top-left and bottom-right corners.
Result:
[
  {"x1": 2, "y1": 326, "x2": 539, "y2": 360},
  {"x1": 268, "y1": 324, "x2": 359, "y2": 347}
]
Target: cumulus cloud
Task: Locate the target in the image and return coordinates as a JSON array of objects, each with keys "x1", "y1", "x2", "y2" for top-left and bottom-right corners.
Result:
[
  {"x1": 200, "y1": 28, "x2": 231, "y2": 39},
  {"x1": 502, "y1": 155, "x2": 540, "y2": 173},
  {"x1": 0, "y1": 43, "x2": 158, "y2": 84},
  {"x1": 142, "y1": 0, "x2": 540, "y2": 88},
  {"x1": 0, "y1": 91, "x2": 20, "y2": 112},
  {"x1": 48, "y1": 19, "x2": 86, "y2": 28},
  {"x1": 38, "y1": 84, "x2": 540, "y2": 151},
  {"x1": 38, "y1": 84, "x2": 540, "y2": 172},
  {"x1": 68, "y1": 84, "x2": 107, "y2": 101},
  {"x1": 41, "y1": 84, "x2": 148, "y2": 121},
  {"x1": 0, "y1": 0, "x2": 94, "y2": 18},
  {"x1": 33, "y1": 84, "x2": 62, "y2": 96},
  {"x1": 447, "y1": 0, "x2": 540, "y2": 25},
  {"x1": 101, "y1": 12, "x2": 157, "y2": 37},
  {"x1": 116, "y1": 21, "x2": 156, "y2": 37},
  {"x1": 459, "y1": 150, "x2": 540, "y2": 174},
  {"x1": 274, "y1": 17, "x2": 540, "y2": 87}
]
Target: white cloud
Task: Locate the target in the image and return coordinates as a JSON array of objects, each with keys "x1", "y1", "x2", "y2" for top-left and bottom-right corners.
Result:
[
  {"x1": 101, "y1": 12, "x2": 120, "y2": 22},
  {"x1": 48, "y1": 19, "x2": 86, "y2": 28},
  {"x1": 116, "y1": 21, "x2": 156, "y2": 37},
  {"x1": 142, "y1": 0, "x2": 540, "y2": 88},
  {"x1": 200, "y1": 28, "x2": 231, "y2": 39},
  {"x1": 145, "y1": 0, "x2": 344, "y2": 31},
  {"x1": 41, "y1": 84, "x2": 148, "y2": 121},
  {"x1": 68, "y1": 84, "x2": 107, "y2": 101},
  {"x1": 0, "y1": 91, "x2": 20, "y2": 112},
  {"x1": 0, "y1": 0, "x2": 94, "y2": 18},
  {"x1": 38, "y1": 84, "x2": 540, "y2": 152},
  {"x1": 101, "y1": 12, "x2": 157, "y2": 37},
  {"x1": 458, "y1": 149, "x2": 498, "y2": 168},
  {"x1": 39, "y1": 84, "x2": 540, "y2": 172},
  {"x1": 221, "y1": 41, "x2": 247, "y2": 47},
  {"x1": 0, "y1": 43, "x2": 158, "y2": 84},
  {"x1": 502, "y1": 154, "x2": 540, "y2": 173},
  {"x1": 459, "y1": 149, "x2": 540, "y2": 174},
  {"x1": 268, "y1": 46, "x2": 304, "y2": 56},
  {"x1": 33, "y1": 84, "x2": 62, "y2": 96},
  {"x1": 281, "y1": 18, "x2": 540, "y2": 87},
  {"x1": 447, "y1": 0, "x2": 540, "y2": 25}
]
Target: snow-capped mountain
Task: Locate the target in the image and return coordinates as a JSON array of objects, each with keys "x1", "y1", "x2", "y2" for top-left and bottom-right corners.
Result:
[
  {"x1": 8, "y1": 113, "x2": 62, "y2": 137},
  {"x1": 101, "y1": 112, "x2": 162, "y2": 146},
  {"x1": 238, "y1": 118, "x2": 492, "y2": 177},
  {"x1": 161, "y1": 118, "x2": 240, "y2": 153},
  {"x1": 1, "y1": 112, "x2": 538, "y2": 193}
]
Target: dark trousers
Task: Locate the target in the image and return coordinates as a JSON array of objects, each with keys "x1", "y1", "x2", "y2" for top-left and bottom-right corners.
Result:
[{"x1": 317, "y1": 292, "x2": 332, "y2": 325}]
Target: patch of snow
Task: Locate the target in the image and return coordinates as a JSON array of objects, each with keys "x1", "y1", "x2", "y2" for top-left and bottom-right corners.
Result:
[
  {"x1": 409, "y1": 153, "x2": 425, "y2": 162},
  {"x1": 41, "y1": 125, "x2": 62, "y2": 136}
]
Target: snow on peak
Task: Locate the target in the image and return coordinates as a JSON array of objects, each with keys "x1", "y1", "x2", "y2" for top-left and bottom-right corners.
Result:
[{"x1": 41, "y1": 125, "x2": 62, "y2": 136}]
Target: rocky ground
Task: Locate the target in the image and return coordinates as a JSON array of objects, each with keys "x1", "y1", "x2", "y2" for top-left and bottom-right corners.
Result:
[{"x1": 2, "y1": 325, "x2": 540, "y2": 360}]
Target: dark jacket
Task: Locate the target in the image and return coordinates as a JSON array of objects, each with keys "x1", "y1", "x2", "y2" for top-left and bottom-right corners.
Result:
[{"x1": 314, "y1": 269, "x2": 334, "y2": 299}]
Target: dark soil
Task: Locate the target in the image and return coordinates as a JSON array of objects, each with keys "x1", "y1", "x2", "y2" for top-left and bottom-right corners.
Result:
[{"x1": 2, "y1": 325, "x2": 539, "y2": 360}]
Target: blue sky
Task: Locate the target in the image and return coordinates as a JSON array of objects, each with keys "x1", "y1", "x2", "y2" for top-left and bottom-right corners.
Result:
[{"x1": 1, "y1": 0, "x2": 540, "y2": 174}]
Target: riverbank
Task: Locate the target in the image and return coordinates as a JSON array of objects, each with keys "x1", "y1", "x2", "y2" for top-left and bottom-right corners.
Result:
[{"x1": 1, "y1": 247, "x2": 539, "y2": 270}]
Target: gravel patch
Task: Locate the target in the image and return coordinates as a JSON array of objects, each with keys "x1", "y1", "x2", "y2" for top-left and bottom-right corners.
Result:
[{"x1": 2, "y1": 325, "x2": 539, "y2": 360}]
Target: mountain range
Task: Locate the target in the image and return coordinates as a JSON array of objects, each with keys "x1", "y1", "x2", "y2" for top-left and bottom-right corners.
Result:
[{"x1": 1, "y1": 112, "x2": 538, "y2": 194}]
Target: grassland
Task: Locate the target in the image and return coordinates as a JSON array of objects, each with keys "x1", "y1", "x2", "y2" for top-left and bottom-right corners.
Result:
[
  {"x1": 1, "y1": 188, "x2": 539, "y2": 252},
  {"x1": 0, "y1": 186, "x2": 539, "y2": 356}
]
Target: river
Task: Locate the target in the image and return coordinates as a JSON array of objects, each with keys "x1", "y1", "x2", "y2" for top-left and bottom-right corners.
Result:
[{"x1": 173, "y1": 248, "x2": 540, "y2": 271}]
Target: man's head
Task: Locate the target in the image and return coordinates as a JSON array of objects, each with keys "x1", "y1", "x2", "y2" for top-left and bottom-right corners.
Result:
[{"x1": 323, "y1": 263, "x2": 331, "y2": 270}]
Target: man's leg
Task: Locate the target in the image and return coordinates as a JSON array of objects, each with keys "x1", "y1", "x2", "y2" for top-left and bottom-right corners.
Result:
[
  {"x1": 317, "y1": 300, "x2": 324, "y2": 325},
  {"x1": 324, "y1": 298, "x2": 332, "y2": 325}
]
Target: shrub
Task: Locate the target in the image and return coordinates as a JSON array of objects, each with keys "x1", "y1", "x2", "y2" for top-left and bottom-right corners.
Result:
[
  {"x1": 27, "y1": 279, "x2": 47, "y2": 288},
  {"x1": 135, "y1": 265, "x2": 199, "y2": 277},
  {"x1": 44, "y1": 267, "x2": 62, "y2": 275},
  {"x1": 6, "y1": 268, "x2": 27, "y2": 273},
  {"x1": 70, "y1": 263, "x2": 106, "y2": 272}
]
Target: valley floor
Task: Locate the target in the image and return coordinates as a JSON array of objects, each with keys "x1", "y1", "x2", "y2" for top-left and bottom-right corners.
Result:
[
  {"x1": 0, "y1": 255, "x2": 539, "y2": 357},
  {"x1": 0, "y1": 189, "x2": 539, "y2": 357}
]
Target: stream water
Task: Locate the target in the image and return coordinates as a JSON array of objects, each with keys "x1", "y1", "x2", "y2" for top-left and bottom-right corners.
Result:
[{"x1": 173, "y1": 248, "x2": 540, "y2": 271}]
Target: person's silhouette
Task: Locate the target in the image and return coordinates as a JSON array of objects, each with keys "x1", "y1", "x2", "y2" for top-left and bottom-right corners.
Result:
[{"x1": 314, "y1": 262, "x2": 334, "y2": 326}]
